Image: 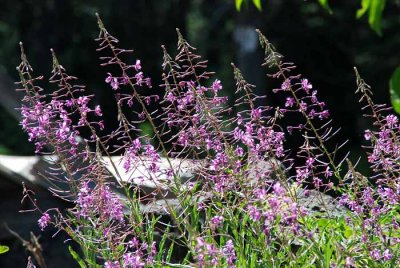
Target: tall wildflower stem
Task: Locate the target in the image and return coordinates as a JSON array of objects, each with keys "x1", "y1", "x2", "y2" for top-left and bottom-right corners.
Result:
[
  {"x1": 231, "y1": 63, "x2": 292, "y2": 197},
  {"x1": 355, "y1": 67, "x2": 400, "y2": 145},
  {"x1": 175, "y1": 29, "x2": 232, "y2": 155},
  {"x1": 49, "y1": 49, "x2": 119, "y2": 186},
  {"x1": 50, "y1": 50, "x2": 154, "y2": 248},
  {"x1": 354, "y1": 68, "x2": 400, "y2": 181},
  {"x1": 17, "y1": 43, "x2": 80, "y2": 195},
  {"x1": 96, "y1": 13, "x2": 176, "y2": 180},
  {"x1": 257, "y1": 30, "x2": 344, "y2": 181},
  {"x1": 161, "y1": 45, "x2": 209, "y2": 161},
  {"x1": 96, "y1": 13, "x2": 199, "y2": 248}
]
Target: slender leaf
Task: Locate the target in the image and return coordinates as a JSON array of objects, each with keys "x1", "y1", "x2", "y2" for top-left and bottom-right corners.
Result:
[
  {"x1": 68, "y1": 246, "x2": 87, "y2": 268},
  {"x1": 390, "y1": 66, "x2": 400, "y2": 114}
]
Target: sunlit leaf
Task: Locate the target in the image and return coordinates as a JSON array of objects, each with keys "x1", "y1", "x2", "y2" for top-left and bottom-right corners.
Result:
[
  {"x1": 368, "y1": 0, "x2": 385, "y2": 35},
  {"x1": 0, "y1": 245, "x2": 9, "y2": 254},
  {"x1": 68, "y1": 246, "x2": 87, "y2": 268},
  {"x1": 356, "y1": 0, "x2": 371, "y2": 18},
  {"x1": 316, "y1": 218, "x2": 330, "y2": 229},
  {"x1": 252, "y1": 0, "x2": 262, "y2": 11},
  {"x1": 356, "y1": 0, "x2": 386, "y2": 35},
  {"x1": 390, "y1": 66, "x2": 400, "y2": 114},
  {"x1": 318, "y1": 0, "x2": 332, "y2": 14},
  {"x1": 235, "y1": 0, "x2": 244, "y2": 11}
]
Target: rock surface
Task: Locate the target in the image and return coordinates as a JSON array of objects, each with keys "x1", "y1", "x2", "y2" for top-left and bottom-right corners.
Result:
[{"x1": 0, "y1": 155, "x2": 347, "y2": 218}]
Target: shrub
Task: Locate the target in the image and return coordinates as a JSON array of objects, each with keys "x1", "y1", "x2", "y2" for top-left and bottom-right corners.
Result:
[{"x1": 17, "y1": 14, "x2": 400, "y2": 267}]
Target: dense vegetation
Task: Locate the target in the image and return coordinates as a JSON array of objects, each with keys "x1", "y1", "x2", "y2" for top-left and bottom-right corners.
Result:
[{"x1": 16, "y1": 13, "x2": 400, "y2": 267}]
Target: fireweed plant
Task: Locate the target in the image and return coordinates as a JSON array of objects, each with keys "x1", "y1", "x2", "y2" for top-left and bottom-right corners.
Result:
[{"x1": 16, "y1": 14, "x2": 399, "y2": 267}]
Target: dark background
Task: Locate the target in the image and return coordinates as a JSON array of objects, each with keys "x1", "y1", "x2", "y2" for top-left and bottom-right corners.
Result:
[{"x1": 0, "y1": 0, "x2": 399, "y2": 266}]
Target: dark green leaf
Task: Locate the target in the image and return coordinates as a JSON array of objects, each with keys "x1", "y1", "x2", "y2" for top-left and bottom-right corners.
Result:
[{"x1": 390, "y1": 66, "x2": 400, "y2": 114}]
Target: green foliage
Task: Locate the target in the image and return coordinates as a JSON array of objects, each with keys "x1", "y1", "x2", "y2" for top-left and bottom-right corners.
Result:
[
  {"x1": 252, "y1": 0, "x2": 262, "y2": 11},
  {"x1": 235, "y1": 0, "x2": 244, "y2": 11},
  {"x1": 235, "y1": 0, "x2": 387, "y2": 35},
  {"x1": 390, "y1": 66, "x2": 400, "y2": 114},
  {"x1": 319, "y1": 0, "x2": 387, "y2": 35},
  {"x1": 235, "y1": 0, "x2": 262, "y2": 11},
  {"x1": 68, "y1": 246, "x2": 88, "y2": 268},
  {"x1": 356, "y1": 0, "x2": 386, "y2": 36},
  {"x1": 0, "y1": 245, "x2": 9, "y2": 254},
  {"x1": 318, "y1": 0, "x2": 333, "y2": 14}
]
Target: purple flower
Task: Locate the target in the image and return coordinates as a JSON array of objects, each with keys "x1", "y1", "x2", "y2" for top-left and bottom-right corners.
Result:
[
  {"x1": 345, "y1": 256, "x2": 355, "y2": 267},
  {"x1": 94, "y1": 105, "x2": 103, "y2": 116},
  {"x1": 281, "y1": 79, "x2": 291, "y2": 91},
  {"x1": 273, "y1": 182, "x2": 285, "y2": 196},
  {"x1": 145, "y1": 77, "x2": 152, "y2": 88},
  {"x1": 105, "y1": 73, "x2": 120, "y2": 90},
  {"x1": 319, "y1": 110, "x2": 330, "y2": 119},
  {"x1": 313, "y1": 177, "x2": 322, "y2": 188},
  {"x1": 370, "y1": 249, "x2": 381, "y2": 260},
  {"x1": 100, "y1": 186, "x2": 124, "y2": 222},
  {"x1": 105, "y1": 73, "x2": 113, "y2": 83},
  {"x1": 251, "y1": 108, "x2": 262, "y2": 120},
  {"x1": 301, "y1": 78, "x2": 312, "y2": 93},
  {"x1": 210, "y1": 215, "x2": 224, "y2": 228},
  {"x1": 308, "y1": 109, "x2": 316, "y2": 118},
  {"x1": 135, "y1": 72, "x2": 144, "y2": 86},
  {"x1": 268, "y1": 197, "x2": 279, "y2": 209},
  {"x1": 235, "y1": 146, "x2": 244, "y2": 157},
  {"x1": 133, "y1": 59, "x2": 142, "y2": 71},
  {"x1": 248, "y1": 205, "x2": 261, "y2": 221},
  {"x1": 128, "y1": 237, "x2": 140, "y2": 249},
  {"x1": 197, "y1": 202, "x2": 205, "y2": 211},
  {"x1": 299, "y1": 101, "x2": 308, "y2": 112},
  {"x1": 223, "y1": 240, "x2": 236, "y2": 267},
  {"x1": 123, "y1": 138, "x2": 141, "y2": 172},
  {"x1": 254, "y1": 188, "x2": 267, "y2": 199},
  {"x1": 111, "y1": 78, "x2": 119, "y2": 90},
  {"x1": 146, "y1": 242, "x2": 157, "y2": 265},
  {"x1": 123, "y1": 253, "x2": 144, "y2": 268},
  {"x1": 296, "y1": 168, "x2": 310, "y2": 182},
  {"x1": 382, "y1": 249, "x2": 393, "y2": 261},
  {"x1": 305, "y1": 157, "x2": 315, "y2": 168},
  {"x1": 104, "y1": 261, "x2": 120, "y2": 268},
  {"x1": 378, "y1": 187, "x2": 398, "y2": 205},
  {"x1": 38, "y1": 213, "x2": 51, "y2": 230},
  {"x1": 386, "y1": 114, "x2": 398, "y2": 127},
  {"x1": 324, "y1": 166, "x2": 333, "y2": 178},
  {"x1": 285, "y1": 97, "x2": 295, "y2": 107},
  {"x1": 311, "y1": 90, "x2": 318, "y2": 103},
  {"x1": 212, "y1": 79, "x2": 222, "y2": 93}
]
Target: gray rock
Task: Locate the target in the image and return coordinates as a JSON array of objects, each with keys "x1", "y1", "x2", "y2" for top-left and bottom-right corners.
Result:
[{"x1": 296, "y1": 188, "x2": 347, "y2": 218}]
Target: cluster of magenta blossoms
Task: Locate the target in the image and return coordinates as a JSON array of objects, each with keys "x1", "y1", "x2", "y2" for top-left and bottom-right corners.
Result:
[{"x1": 17, "y1": 15, "x2": 400, "y2": 267}]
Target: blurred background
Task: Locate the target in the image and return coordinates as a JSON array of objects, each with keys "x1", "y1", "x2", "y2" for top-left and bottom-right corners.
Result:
[{"x1": 0, "y1": 0, "x2": 399, "y2": 266}]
